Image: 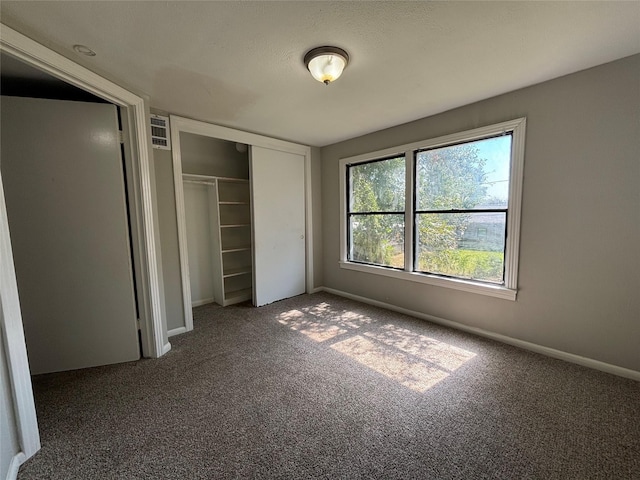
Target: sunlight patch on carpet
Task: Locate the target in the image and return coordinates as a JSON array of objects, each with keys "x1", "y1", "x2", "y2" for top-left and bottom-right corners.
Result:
[
  {"x1": 278, "y1": 303, "x2": 476, "y2": 392},
  {"x1": 278, "y1": 308, "x2": 348, "y2": 342},
  {"x1": 332, "y1": 335, "x2": 472, "y2": 392},
  {"x1": 278, "y1": 302, "x2": 372, "y2": 341},
  {"x1": 364, "y1": 324, "x2": 475, "y2": 372}
]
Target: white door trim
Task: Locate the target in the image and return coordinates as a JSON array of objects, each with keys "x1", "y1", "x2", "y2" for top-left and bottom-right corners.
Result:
[
  {"x1": 170, "y1": 115, "x2": 313, "y2": 330},
  {"x1": 0, "y1": 174, "x2": 40, "y2": 463},
  {"x1": 0, "y1": 23, "x2": 167, "y2": 462}
]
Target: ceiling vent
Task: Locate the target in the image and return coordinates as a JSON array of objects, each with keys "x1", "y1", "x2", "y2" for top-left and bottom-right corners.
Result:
[{"x1": 150, "y1": 114, "x2": 171, "y2": 150}]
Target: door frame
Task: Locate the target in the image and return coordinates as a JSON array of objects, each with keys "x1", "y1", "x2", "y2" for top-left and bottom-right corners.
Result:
[
  {"x1": 170, "y1": 115, "x2": 313, "y2": 335},
  {"x1": 0, "y1": 24, "x2": 167, "y2": 461}
]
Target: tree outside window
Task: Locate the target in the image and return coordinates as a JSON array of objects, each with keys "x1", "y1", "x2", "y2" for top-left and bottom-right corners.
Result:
[
  {"x1": 346, "y1": 133, "x2": 513, "y2": 285},
  {"x1": 415, "y1": 135, "x2": 511, "y2": 283},
  {"x1": 348, "y1": 156, "x2": 405, "y2": 268}
]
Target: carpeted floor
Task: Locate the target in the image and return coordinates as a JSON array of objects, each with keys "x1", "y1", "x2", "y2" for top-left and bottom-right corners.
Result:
[{"x1": 18, "y1": 292, "x2": 640, "y2": 479}]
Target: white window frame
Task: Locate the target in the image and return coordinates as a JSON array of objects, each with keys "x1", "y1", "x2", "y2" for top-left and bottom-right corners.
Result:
[{"x1": 339, "y1": 118, "x2": 526, "y2": 301}]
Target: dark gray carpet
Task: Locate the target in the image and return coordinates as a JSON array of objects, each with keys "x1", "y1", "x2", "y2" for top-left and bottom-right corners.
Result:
[{"x1": 18, "y1": 292, "x2": 640, "y2": 479}]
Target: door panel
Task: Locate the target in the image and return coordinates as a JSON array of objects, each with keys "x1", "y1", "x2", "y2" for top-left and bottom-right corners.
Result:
[
  {"x1": 1, "y1": 96, "x2": 140, "y2": 374},
  {"x1": 250, "y1": 146, "x2": 305, "y2": 306}
]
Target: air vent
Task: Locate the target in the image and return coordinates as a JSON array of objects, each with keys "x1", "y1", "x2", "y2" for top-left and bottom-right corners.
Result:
[{"x1": 150, "y1": 114, "x2": 171, "y2": 150}]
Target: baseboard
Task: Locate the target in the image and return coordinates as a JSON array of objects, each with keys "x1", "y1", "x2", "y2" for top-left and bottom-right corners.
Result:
[
  {"x1": 319, "y1": 287, "x2": 640, "y2": 382},
  {"x1": 167, "y1": 326, "x2": 188, "y2": 338},
  {"x1": 191, "y1": 298, "x2": 214, "y2": 308},
  {"x1": 6, "y1": 452, "x2": 26, "y2": 480},
  {"x1": 161, "y1": 342, "x2": 172, "y2": 355}
]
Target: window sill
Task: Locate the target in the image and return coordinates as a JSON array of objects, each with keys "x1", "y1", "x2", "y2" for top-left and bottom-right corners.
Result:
[{"x1": 339, "y1": 261, "x2": 517, "y2": 301}]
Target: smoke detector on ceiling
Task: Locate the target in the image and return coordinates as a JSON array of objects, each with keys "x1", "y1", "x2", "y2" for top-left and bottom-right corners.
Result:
[{"x1": 73, "y1": 44, "x2": 96, "y2": 56}]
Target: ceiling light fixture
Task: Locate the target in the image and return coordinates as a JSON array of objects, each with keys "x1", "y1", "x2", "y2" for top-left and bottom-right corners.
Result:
[{"x1": 304, "y1": 46, "x2": 349, "y2": 85}]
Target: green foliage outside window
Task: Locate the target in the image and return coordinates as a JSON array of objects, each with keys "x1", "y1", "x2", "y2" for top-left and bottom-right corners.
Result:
[
  {"x1": 348, "y1": 136, "x2": 510, "y2": 283},
  {"x1": 349, "y1": 157, "x2": 404, "y2": 267},
  {"x1": 415, "y1": 142, "x2": 505, "y2": 282}
]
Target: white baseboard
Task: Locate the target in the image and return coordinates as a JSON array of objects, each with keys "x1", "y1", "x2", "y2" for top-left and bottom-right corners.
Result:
[
  {"x1": 191, "y1": 298, "x2": 214, "y2": 307},
  {"x1": 167, "y1": 326, "x2": 188, "y2": 338},
  {"x1": 319, "y1": 287, "x2": 640, "y2": 382},
  {"x1": 6, "y1": 452, "x2": 26, "y2": 480},
  {"x1": 161, "y1": 342, "x2": 172, "y2": 355}
]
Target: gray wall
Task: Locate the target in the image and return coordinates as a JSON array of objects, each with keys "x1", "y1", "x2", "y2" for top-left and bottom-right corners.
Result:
[
  {"x1": 152, "y1": 146, "x2": 185, "y2": 332},
  {"x1": 183, "y1": 181, "x2": 216, "y2": 305},
  {"x1": 310, "y1": 146, "x2": 323, "y2": 289},
  {"x1": 180, "y1": 132, "x2": 249, "y2": 178},
  {"x1": 320, "y1": 54, "x2": 640, "y2": 372}
]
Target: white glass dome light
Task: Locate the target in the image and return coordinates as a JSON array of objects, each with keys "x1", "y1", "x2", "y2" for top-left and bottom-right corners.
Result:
[{"x1": 304, "y1": 46, "x2": 349, "y2": 85}]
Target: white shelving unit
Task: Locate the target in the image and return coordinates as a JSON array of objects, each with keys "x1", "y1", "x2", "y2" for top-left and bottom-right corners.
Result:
[{"x1": 183, "y1": 174, "x2": 252, "y2": 306}]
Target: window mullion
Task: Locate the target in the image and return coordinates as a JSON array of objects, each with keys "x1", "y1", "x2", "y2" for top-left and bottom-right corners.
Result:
[{"x1": 404, "y1": 150, "x2": 414, "y2": 272}]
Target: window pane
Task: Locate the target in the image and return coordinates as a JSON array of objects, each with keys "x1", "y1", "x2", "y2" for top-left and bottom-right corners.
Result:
[
  {"x1": 349, "y1": 156, "x2": 405, "y2": 213},
  {"x1": 415, "y1": 212, "x2": 506, "y2": 283},
  {"x1": 416, "y1": 135, "x2": 511, "y2": 211},
  {"x1": 349, "y1": 214, "x2": 404, "y2": 268}
]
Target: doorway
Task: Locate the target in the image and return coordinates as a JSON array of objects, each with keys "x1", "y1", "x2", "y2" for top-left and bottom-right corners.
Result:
[
  {"x1": 2, "y1": 95, "x2": 141, "y2": 374},
  {"x1": 0, "y1": 26, "x2": 165, "y2": 464}
]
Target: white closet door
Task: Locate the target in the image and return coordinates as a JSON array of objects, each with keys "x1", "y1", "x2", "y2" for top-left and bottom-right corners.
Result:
[
  {"x1": 250, "y1": 146, "x2": 306, "y2": 306},
  {"x1": 1, "y1": 96, "x2": 140, "y2": 374}
]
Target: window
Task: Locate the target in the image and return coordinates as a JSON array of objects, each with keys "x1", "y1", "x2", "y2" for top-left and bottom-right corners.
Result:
[
  {"x1": 347, "y1": 156, "x2": 405, "y2": 268},
  {"x1": 340, "y1": 118, "x2": 526, "y2": 300},
  {"x1": 414, "y1": 135, "x2": 510, "y2": 284}
]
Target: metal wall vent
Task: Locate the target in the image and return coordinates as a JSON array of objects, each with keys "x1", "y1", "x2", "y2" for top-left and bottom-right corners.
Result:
[{"x1": 150, "y1": 114, "x2": 171, "y2": 150}]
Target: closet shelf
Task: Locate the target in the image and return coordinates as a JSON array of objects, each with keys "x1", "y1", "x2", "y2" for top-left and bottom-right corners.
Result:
[
  {"x1": 183, "y1": 173, "x2": 248, "y2": 184},
  {"x1": 221, "y1": 245, "x2": 251, "y2": 254},
  {"x1": 225, "y1": 288, "x2": 252, "y2": 301},
  {"x1": 218, "y1": 177, "x2": 249, "y2": 184},
  {"x1": 199, "y1": 175, "x2": 252, "y2": 307},
  {"x1": 223, "y1": 267, "x2": 252, "y2": 278}
]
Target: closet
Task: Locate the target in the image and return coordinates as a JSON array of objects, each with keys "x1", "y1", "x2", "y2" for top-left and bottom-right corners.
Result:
[
  {"x1": 172, "y1": 115, "x2": 310, "y2": 331},
  {"x1": 183, "y1": 174, "x2": 252, "y2": 306},
  {"x1": 181, "y1": 133, "x2": 251, "y2": 307}
]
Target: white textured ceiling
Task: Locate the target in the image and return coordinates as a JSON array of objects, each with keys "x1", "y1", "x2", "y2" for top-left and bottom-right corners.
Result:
[{"x1": 1, "y1": 1, "x2": 639, "y2": 147}]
